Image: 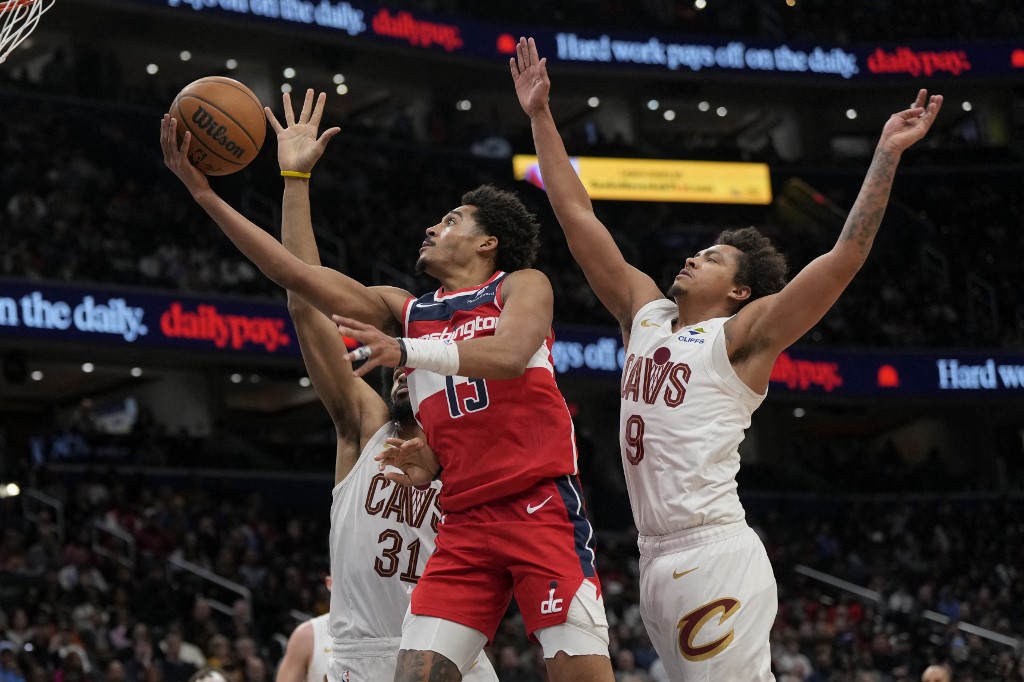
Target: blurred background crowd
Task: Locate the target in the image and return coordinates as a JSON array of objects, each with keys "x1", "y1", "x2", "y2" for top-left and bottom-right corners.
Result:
[
  {"x1": 2, "y1": 0, "x2": 1023, "y2": 680},
  {"x1": 2, "y1": 470, "x2": 1023, "y2": 682}
]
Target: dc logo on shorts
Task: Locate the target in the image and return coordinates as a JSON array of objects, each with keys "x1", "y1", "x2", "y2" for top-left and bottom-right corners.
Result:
[{"x1": 540, "y1": 581, "x2": 564, "y2": 615}]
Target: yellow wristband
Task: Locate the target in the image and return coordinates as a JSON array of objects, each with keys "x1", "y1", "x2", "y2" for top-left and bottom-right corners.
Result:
[{"x1": 280, "y1": 170, "x2": 311, "y2": 179}]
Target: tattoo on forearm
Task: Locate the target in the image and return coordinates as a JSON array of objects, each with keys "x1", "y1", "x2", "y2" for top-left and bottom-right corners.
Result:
[
  {"x1": 395, "y1": 651, "x2": 462, "y2": 682},
  {"x1": 838, "y1": 148, "x2": 898, "y2": 256}
]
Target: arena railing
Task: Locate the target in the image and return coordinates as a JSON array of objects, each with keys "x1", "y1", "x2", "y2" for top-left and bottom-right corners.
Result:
[
  {"x1": 967, "y1": 272, "x2": 1000, "y2": 340},
  {"x1": 168, "y1": 554, "x2": 251, "y2": 618},
  {"x1": 795, "y1": 563, "x2": 1023, "y2": 656},
  {"x1": 22, "y1": 487, "x2": 64, "y2": 545},
  {"x1": 91, "y1": 518, "x2": 136, "y2": 569},
  {"x1": 919, "y1": 243, "x2": 950, "y2": 294}
]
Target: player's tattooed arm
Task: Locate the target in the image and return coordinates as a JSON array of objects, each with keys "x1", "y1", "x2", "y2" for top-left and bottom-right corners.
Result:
[
  {"x1": 394, "y1": 651, "x2": 462, "y2": 682},
  {"x1": 728, "y1": 90, "x2": 943, "y2": 362}
]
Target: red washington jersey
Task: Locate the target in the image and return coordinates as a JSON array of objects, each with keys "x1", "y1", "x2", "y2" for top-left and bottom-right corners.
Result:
[{"x1": 402, "y1": 271, "x2": 579, "y2": 512}]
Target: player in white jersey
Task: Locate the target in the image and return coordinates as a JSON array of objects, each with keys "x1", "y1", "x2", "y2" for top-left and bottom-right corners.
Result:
[
  {"x1": 276, "y1": 606, "x2": 330, "y2": 682},
  {"x1": 512, "y1": 37, "x2": 943, "y2": 680},
  {"x1": 267, "y1": 91, "x2": 495, "y2": 682}
]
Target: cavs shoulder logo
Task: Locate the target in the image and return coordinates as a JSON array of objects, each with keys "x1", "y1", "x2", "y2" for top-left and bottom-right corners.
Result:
[{"x1": 676, "y1": 597, "x2": 741, "y2": 662}]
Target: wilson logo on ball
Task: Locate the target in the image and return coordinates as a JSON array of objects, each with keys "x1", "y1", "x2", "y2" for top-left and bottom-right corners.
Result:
[
  {"x1": 168, "y1": 75, "x2": 266, "y2": 176},
  {"x1": 191, "y1": 106, "x2": 246, "y2": 159}
]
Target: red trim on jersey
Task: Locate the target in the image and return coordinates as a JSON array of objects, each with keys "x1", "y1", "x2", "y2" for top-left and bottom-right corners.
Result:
[
  {"x1": 494, "y1": 276, "x2": 505, "y2": 310},
  {"x1": 401, "y1": 295, "x2": 415, "y2": 331}
]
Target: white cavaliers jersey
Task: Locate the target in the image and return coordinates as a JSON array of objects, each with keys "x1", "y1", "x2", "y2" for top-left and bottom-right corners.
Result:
[
  {"x1": 329, "y1": 422, "x2": 442, "y2": 646},
  {"x1": 620, "y1": 299, "x2": 765, "y2": 536},
  {"x1": 307, "y1": 614, "x2": 331, "y2": 682}
]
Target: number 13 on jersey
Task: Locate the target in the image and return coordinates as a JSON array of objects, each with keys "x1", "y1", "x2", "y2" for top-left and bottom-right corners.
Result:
[{"x1": 445, "y1": 376, "x2": 490, "y2": 418}]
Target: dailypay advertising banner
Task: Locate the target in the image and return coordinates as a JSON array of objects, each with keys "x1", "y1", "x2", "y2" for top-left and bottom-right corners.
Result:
[
  {"x1": 143, "y1": 0, "x2": 1024, "y2": 82},
  {"x1": 2, "y1": 280, "x2": 1022, "y2": 394},
  {"x1": 0, "y1": 280, "x2": 301, "y2": 356}
]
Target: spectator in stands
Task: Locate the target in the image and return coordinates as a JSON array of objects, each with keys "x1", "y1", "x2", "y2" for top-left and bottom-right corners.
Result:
[
  {"x1": 613, "y1": 649, "x2": 651, "y2": 682},
  {"x1": 775, "y1": 634, "x2": 815, "y2": 681},
  {"x1": 0, "y1": 642, "x2": 26, "y2": 682},
  {"x1": 157, "y1": 630, "x2": 197, "y2": 682},
  {"x1": 241, "y1": 656, "x2": 267, "y2": 682},
  {"x1": 124, "y1": 636, "x2": 155, "y2": 682},
  {"x1": 53, "y1": 650, "x2": 91, "y2": 682},
  {"x1": 203, "y1": 637, "x2": 231, "y2": 673},
  {"x1": 186, "y1": 669, "x2": 227, "y2": 682},
  {"x1": 3, "y1": 612, "x2": 32, "y2": 650},
  {"x1": 493, "y1": 645, "x2": 540, "y2": 682},
  {"x1": 232, "y1": 639, "x2": 256, "y2": 669},
  {"x1": 102, "y1": 660, "x2": 127, "y2": 682},
  {"x1": 160, "y1": 627, "x2": 205, "y2": 670},
  {"x1": 921, "y1": 663, "x2": 952, "y2": 682}
]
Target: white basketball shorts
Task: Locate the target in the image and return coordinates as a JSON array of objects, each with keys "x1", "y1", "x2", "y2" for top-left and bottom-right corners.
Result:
[{"x1": 637, "y1": 521, "x2": 777, "y2": 682}]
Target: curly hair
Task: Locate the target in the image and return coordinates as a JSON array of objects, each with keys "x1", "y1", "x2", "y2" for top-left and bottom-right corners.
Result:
[
  {"x1": 461, "y1": 185, "x2": 541, "y2": 272},
  {"x1": 715, "y1": 227, "x2": 788, "y2": 311}
]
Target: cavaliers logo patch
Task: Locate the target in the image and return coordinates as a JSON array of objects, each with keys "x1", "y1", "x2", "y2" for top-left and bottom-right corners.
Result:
[{"x1": 677, "y1": 597, "x2": 741, "y2": 662}]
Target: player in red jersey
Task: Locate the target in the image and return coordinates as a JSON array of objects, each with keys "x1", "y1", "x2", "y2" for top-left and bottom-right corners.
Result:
[{"x1": 160, "y1": 90, "x2": 613, "y2": 682}]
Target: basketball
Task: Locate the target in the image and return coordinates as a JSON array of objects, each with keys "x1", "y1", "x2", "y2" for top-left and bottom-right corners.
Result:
[{"x1": 169, "y1": 76, "x2": 267, "y2": 176}]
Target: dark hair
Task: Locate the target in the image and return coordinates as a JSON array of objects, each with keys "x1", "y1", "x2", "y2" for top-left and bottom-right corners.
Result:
[
  {"x1": 461, "y1": 185, "x2": 540, "y2": 272},
  {"x1": 715, "y1": 227, "x2": 788, "y2": 310}
]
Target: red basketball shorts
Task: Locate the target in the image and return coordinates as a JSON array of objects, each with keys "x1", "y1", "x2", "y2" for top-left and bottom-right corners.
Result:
[{"x1": 410, "y1": 475, "x2": 602, "y2": 642}]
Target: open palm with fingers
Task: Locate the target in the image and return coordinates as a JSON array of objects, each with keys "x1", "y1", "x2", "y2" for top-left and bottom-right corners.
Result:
[
  {"x1": 265, "y1": 89, "x2": 340, "y2": 173},
  {"x1": 510, "y1": 36, "x2": 550, "y2": 118}
]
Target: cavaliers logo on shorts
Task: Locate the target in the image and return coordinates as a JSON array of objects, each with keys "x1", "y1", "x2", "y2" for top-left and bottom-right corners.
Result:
[{"x1": 676, "y1": 597, "x2": 741, "y2": 662}]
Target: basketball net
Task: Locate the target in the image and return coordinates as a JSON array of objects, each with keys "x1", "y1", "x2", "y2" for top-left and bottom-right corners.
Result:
[{"x1": 0, "y1": 0, "x2": 54, "y2": 65}]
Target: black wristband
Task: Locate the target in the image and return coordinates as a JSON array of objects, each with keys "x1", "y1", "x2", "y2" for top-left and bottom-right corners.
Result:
[{"x1": 395, "y1": 337, "x2": 408, "y2": 366}]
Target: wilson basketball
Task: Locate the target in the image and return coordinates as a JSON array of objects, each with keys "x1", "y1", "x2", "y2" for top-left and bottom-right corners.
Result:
[{"x1": 169, "y1": 76, "x2": 266, "y2": 176}]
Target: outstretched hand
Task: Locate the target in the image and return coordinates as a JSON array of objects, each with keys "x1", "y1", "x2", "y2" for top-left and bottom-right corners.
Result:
[
  {"x1": 510, "y1": 36, "x2": 550, "y2": 118},
  {"x1": 160, "y1": 114, "x2": 211, "y2": 196},
  {"x1": 877, "y1": 89, "x2": 943, "y2": 155},
  {"x1": 266, "y1": 89, "x2": 341, "y2": 174},
  {"x1": 374, "y1": 437, "x2": 440, "y2": 487},
  {"x1": 333, "y1": 315, "x2": 403, "y2": 378}
]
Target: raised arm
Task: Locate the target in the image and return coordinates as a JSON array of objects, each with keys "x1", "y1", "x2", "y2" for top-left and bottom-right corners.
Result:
[
  {"x1": 332, "y1": 269, "x2": 559, "y2": 380},
  {"x1": 274, "y1": 90, "x2": 392, "y2": 483},
  {"x1": 274, "y1": 620, "x2": 312, "y2": 682},
  {"x1": 511, "y1": 37, "x2": 661, "y2": 328},
  {"x1": 159, "y1": 111, "x2": 407, "y2": 333},
  {"x1": 728, "y1": 90, "x2": 943, "y2": 391},
  {"x1": 272, "y1": 89, "x2": 338, "y2": 269}
]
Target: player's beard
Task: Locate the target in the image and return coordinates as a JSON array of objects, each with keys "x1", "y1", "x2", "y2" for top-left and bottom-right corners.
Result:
[{"x1": 390, "y1": 395, "x2": 415, "y2": 424}]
